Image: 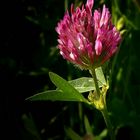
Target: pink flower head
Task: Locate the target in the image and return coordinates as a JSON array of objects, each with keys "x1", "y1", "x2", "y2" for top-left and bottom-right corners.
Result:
[{"x1": 56, "y1": 0, "x2": 121, "y2": 69}]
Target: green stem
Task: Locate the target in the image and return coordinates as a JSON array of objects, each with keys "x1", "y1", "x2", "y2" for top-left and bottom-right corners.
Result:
[
  {"x1": 90, "y1": 69, "x2": 100, "y2": 99},
  {"x1": 90, "y1": 68, "x2": 115, "y2": 140},
  {"x1": 101, "y1": 108, "x2": 115, "y2": 140}
]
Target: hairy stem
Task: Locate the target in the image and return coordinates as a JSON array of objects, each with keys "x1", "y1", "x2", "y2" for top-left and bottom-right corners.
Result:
[
  {"x1": 101, "y1": 108, "x2": 115, "y2": 140},
  {"x1": 90, "y1": 69, "x2": 100, "y2": 99},
  {"x1": 90, "y1": 68, "x2": 115, "y2": 140}
]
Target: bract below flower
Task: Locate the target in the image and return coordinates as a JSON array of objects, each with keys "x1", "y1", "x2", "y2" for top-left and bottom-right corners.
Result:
[{"x1": 56, "y1": 0, "x2": 121, "y2": 69}]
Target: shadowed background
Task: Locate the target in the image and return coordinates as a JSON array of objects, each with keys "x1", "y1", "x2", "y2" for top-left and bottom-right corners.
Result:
[{"x1": 2, "y1": 0, "x2": 140, "y2": 139}]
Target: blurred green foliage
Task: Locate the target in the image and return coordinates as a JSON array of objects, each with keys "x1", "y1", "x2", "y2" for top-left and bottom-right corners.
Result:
[{"x1": 3, "y1": 0, "x2": 140, "y2": 140}]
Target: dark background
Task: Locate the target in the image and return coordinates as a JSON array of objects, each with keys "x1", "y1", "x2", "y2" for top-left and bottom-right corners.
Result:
[{"x1": 3, "y1": 0, "x2": 140, "y2": 139}]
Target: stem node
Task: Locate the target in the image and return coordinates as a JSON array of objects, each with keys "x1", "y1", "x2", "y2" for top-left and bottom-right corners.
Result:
[{"x1": 89, "y1": 68, "x2": 115, "y2": 140}]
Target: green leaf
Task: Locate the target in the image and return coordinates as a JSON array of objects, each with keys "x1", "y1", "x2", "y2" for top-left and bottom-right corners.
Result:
[
  {"x1": 68, "y1": 67, "x2": 106, "y2": 93},
  {"x1": 69, "y1": 66, "x2": 106, "y2": 94},
  {"x1": 26, "y1": 90, "x2": 87, "y2": 102},
  {"x1": 69, "y1": 77, "x2": 94, "y2": 93},
  {"x1": 84, "y1": 115, "x2": 93, "y2": 135},
  {"x1": 22, "y1": 114, "x2": 41, "y2": 140},
  {"x1": 65, "y1": 127, "x2": 82, "y2": 140},
  {"x1": 49, "y1": 72, "x2": 88, "y2": 103},
  {"x1": 27, "y1": 69, "x2": 106, "y2": 102},
  {"x1": 98, "y1": 129, "x2": 108, "y2": 138},
  {"x1": 93, "y1": 129, "x2": 108, "y2": 140},
  {"x1": 69, "y1": 77, "x2": 102, "y2": 93},
  {"x1": 95, "y1": 67, "x2": 106, "y2": 85}
]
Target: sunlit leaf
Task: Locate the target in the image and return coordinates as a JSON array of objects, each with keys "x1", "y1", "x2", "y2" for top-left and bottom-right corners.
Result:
[
  {"x1": 26, "y1": 90, "x2": 87, "y2": 102},
  {"x1": 69, "y1": 77, "x2": 95, "y2": 93},
  {"x1": 69, "y1": 77, "x2": 102, "y2": 93},
  {"x1": 95, "y1": 67, "x2": 106, "y2": 85},
  {"x1": 69, "y1": 67, "x2": 106, "y2": 93},
  {"x1": 49, "y1": 72, "x2": 88, "y2": 103}
]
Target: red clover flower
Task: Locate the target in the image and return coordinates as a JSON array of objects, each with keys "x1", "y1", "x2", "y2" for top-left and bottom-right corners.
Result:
[{"x1": 56, "y1": 0, "x2": 121, "y2": 69}]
